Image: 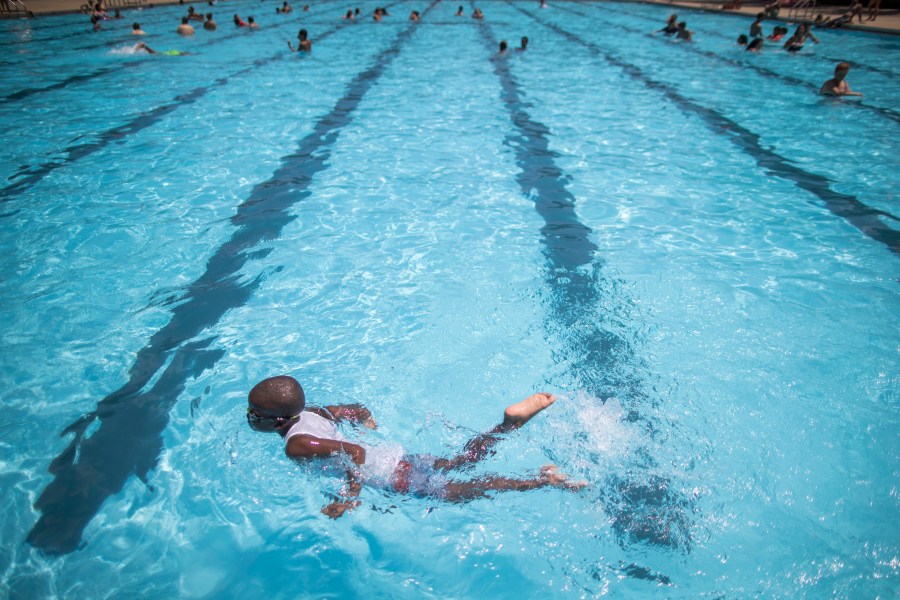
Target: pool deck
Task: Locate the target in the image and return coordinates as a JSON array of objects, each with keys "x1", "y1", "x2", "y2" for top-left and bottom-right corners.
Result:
[{"x1": 3, "y1": 0, "x2": 900, "y2": 35}]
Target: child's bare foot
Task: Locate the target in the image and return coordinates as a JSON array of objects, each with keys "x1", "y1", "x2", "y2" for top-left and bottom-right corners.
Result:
[
  {"x1": 540, "y1": 464, "x2": 588, "y2": 491},
  {"x1": 503, "y1": 392, "x2": 556, "y2": 427}
]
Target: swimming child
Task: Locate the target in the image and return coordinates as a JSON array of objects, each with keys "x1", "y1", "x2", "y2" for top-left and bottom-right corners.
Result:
[
  {"x1": 131, "y1": 42, "x2": 189, "y2": 56},
  {"x1": 246, "y1": 376, "x2": 585, "y2": 518}
]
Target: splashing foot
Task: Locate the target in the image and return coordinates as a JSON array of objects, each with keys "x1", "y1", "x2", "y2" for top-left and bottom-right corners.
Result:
[{"x1": 503, "y1": 392, "x2": 556, "y2": 427}]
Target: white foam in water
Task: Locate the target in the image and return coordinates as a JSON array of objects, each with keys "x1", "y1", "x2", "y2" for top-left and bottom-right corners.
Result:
[
  {"x1": 574, "y1": 395, "x2": 635, "y2": 459},
  {"x1": 358, "y1": 441, "x2": 404, "y2": 486},
  {"x1": 108, "y1": 44, "x2": 141, "y2": 56},
  {"x1": 549, "y1": 392, "x2": 639, "y2": 474}
]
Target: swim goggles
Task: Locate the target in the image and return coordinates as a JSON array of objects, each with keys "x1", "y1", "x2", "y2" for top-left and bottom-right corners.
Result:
[{"x1": 246, "y1": 407, "x2": 300, "y2": 427}]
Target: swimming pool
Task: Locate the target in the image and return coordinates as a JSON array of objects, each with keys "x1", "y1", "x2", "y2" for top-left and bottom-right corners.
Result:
[{"x1": 1, "y1": 0, "x2": 898, "y2": 595}]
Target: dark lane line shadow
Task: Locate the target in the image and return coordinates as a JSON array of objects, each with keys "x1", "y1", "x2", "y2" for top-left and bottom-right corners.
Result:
[
  {"x1": 520, "y1": 2, "x2": 900, "y2": 255},
  {"x1": 475, "y1": 2, "x2": 696, "y2": 555},
  {"x1": 26, "y1": 0, "x2": 439, "y2": 556},
  {"x1": 0, "y1": 61, "x2": 142, "y2": 105}
]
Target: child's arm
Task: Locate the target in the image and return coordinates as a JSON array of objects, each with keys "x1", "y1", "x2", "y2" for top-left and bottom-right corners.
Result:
[
  {"x1": 321, "y1": 471, "x2": 361, "y2": 519},
  {"x1": 285, "y1": 434, "x2": 366, "y2": 464},
  {"x1": 315, "y1": 404, "x2": 377, "y2": 429}
]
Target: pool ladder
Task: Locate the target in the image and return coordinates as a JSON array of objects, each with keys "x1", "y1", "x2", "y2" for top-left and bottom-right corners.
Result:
[
  {"x1": 788, "y1": 0, "x2": 817, "y2": 21},
  {"x1": 0, "y1": 0, "x2": 30, "y2": 19}
]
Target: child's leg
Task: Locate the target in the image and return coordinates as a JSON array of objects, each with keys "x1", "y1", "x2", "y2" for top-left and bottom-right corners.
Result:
[
  {"x1": 433, "y1": 393, "x2": 556, "y2": 471},
  {"x1": 440, "y1": 465, "x2": 584, "y2": 502}
]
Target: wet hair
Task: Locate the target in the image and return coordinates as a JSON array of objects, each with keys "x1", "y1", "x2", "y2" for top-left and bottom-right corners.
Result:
[
  {"x1": 299, "y1": 28, "x2": 307, "y2": 38},
  {"x1": 132, "y1": 22, "x2": 141, "y2": 29},
  {"x1": 249, "y1": 376, "x2": 306, "y2": 414},
  {"x1": 835, "y1": 61, "x2": 851, "y2": 71},
  {"x1": 181, "y1": 16, "x2": 188, "y2": 24},
  {"x1": 747, "y1": 37, "x2": 763, "y2": 50},
  {"x1": 206, "y1": 13, "x2": 212, "y2": 19},
  {"x1": 738, "y1": 34, "x2": 748, "y2": 44},
  {"x1": 499, "y1": 40, "x2": 508, "y2": 52}
]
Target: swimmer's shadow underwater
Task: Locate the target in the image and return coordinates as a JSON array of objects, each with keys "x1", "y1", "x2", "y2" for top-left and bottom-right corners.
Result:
[{"x1": 545, "y1": 400, "x2": 696, "y2": 553}]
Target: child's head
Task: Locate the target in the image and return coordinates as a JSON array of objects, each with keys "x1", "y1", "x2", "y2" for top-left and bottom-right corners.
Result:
[
  {"x1": 834, "y1": 62, "x2": 851, "y2": 79},
  {"x1": 247, "y1": 376, "x2": 305, "y2": 432}
]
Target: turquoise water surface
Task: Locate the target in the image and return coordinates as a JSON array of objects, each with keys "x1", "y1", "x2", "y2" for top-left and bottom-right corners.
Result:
[{"x1": 1, "y1": 0, "x2": 898, "y2": 597}]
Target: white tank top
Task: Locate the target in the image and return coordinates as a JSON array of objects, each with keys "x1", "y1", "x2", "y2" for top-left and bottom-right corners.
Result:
[
  {"x1": 284, "y1": 411, "x2": 347, "y2": 443},
  {"x1": 283, "y1": 410, "x2": 402, "y2": 485}
]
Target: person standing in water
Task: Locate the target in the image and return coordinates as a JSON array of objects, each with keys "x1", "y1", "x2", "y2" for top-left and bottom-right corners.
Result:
[
  {"x1": 819, "y1": 62, "x2": 863, "y2": 97},
  {"x1": 288, "y1": 28, "x2": 311, "y2": 52}
]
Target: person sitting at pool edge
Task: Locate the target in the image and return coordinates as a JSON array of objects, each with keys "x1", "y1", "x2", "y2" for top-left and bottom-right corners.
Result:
[
  {"x1": 246, "y1": 375, "x2": 585, "y2": 518},
  {"x1": 819, "y1": 62, "x2": 862, "y2": 97}
]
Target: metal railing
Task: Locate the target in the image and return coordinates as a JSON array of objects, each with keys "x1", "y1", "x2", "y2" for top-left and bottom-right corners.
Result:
[
  {"x1": 104, "y1": 0, "x2": 144, "y2": 8},
  {"x1": 78, "y1": 0, "x2": 144, "y2": 14},
  {"x1": 0, "y1": 0, "x2": 30, "y2": 18},
  {"x1": 788, "y1": 0, "x2": 817, "y2": 21}
]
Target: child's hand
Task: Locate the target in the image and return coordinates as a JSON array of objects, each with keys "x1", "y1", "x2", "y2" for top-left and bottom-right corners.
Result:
[{"x1": 321, "y1": 500, "x2": 360, "y2": 519}]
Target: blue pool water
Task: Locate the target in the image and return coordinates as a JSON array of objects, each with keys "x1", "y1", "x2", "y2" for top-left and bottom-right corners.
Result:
[{"x1": 1, "y1": 0, "x2": 898, "y2": 596}]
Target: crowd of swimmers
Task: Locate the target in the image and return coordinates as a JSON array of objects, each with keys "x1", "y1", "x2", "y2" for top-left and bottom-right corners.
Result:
[
  {"x1": 87, "y1": 0, "x2": 310, "y2": 35},
  {"x1": 656, "y1": 9, "x2": 863, "y2": 97},
  {"x1": 88, "y1": 0, "x2": 862, "y2": 97}
]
